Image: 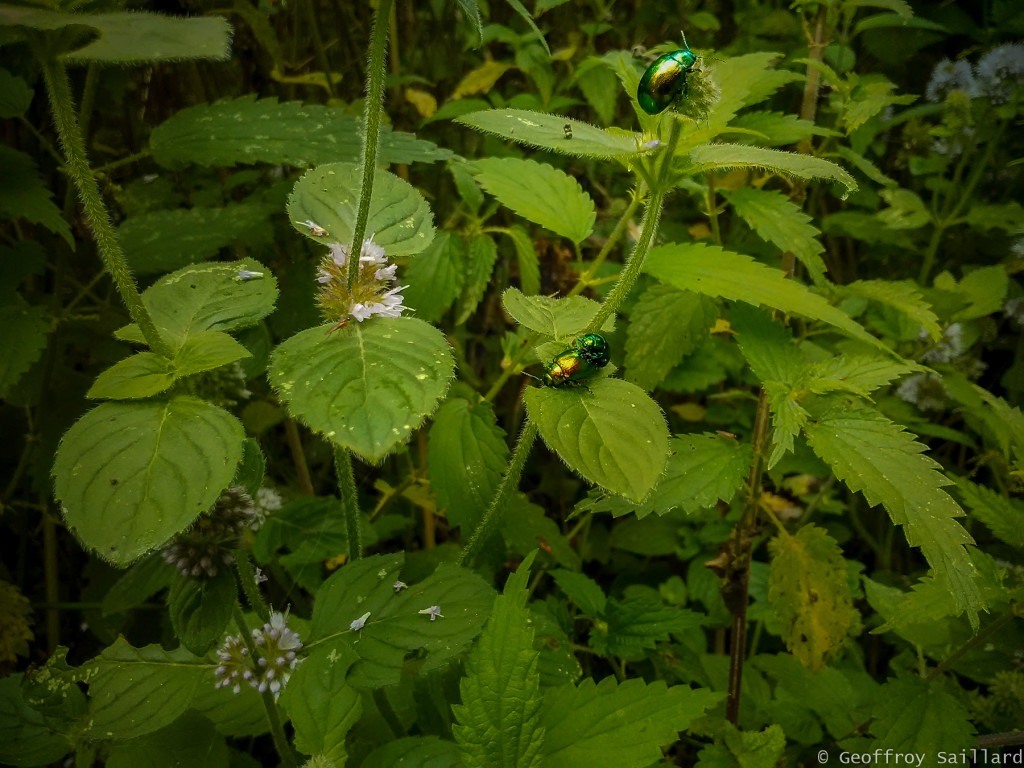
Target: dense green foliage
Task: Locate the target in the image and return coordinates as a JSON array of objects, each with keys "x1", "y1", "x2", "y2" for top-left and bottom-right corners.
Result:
[{"x1": 1, "y1": 0, "x2": 1023, "y2": 766}]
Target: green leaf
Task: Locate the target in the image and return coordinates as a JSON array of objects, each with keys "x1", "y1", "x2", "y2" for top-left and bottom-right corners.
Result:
[
  {"x1": 0, "y1": 301, "x2": 50, "y2": 399},
  {"x1": 644, "y1": 243, "x2": 885, "y2": 351},
  {"x1": 840, "y1": 279, "x2": 941, "y2": 341},
  {"x1": 625, "y1": 285, "x2": 713, "y2": 390},
  {"x1": 502, "y1": 288, "x2": 603, "y2": 340},
  {"x1": 452, "y1": 0, "x2": 483, "y2": 45},
  {"x1": 53, "y1": 397, "x2": 244, "y2": 566},
  {"x1": 0, "y1": 146, "x2": 72, "y2": 245},
  {"x1": 457, "y1": 234, "x2": 499, "y2": 323},
  {"x1": 456, "y1": 109, "x2": 648, "y2": 159},
  {"x1": 956, "y1": 479, "x2": 1024, "y2": 548},
  {"x1": 877, "y1": 188, "x2": 931, "y2": 230},
  {"x1": 0, "y1": 68, "x2": 33, "y2": 118},
  {"x1": 767, "y1": 525, "x2": 859, "y2": 670},
  {"x1": 116, "y1": 259, "x2": 278, "y2": 350},
  {"x1": 106, "y1": 711, "x2": 228, "y2": 768},
  {"x1": 87, "y1": 352, "x2": 175, "y2": 400},
  {"x1": 454, "y1": 551, "x2": 545, "y2": 768},
  {"x1": 167, "y1": 569, "x2": 236, "y2": 655},
  {"x1": 540, "y1": 677, "x2": 720, "y2": 768},
  {"x1": 472, "y1": 158, "x2": 595, "y2": 244},
  {"x1": 731, "y1": 111, "x2": 831, "y2": 146},
  {"x1": 0, "y1": 7, "x2": 231, "y2": 63},
  {"x1": 102, "y1": 554, "x2": 176, "y2": 616},
  {"x1": 189, "y1": 682, "x2": 268, "y2": 737},
  {"x1": 0, "y1": 676, "x2": 71, "y2": 767},
  {"x1": 725, "y1": 187, "x2": 827, "y2": 285},
  {"x1": 551, "y1": 569, "x2": 606, "y2": 617},
  {"x1": 696, "y1": 723, "x2": 786, "y2": 768},
  {"x1": 500, "y1": 226, "x2": 541, "y2": 295},
  {"x1": 403, "y1": 232, "x2": 466, "y2": 322},
  {"x1": 500, "y1": 496, "x2": 582, "y2": 570},
  {"x1": 287, "y1": 162, "x2": 435, "y2": 256},
  {"x1": 309, "y1": 554, "x2": 493, "y2": 688},
  {"x1": 804, "y1": 403, "x2": 983, "y2": 620},
  {"x1": 362, "y1": 736, "x2": 461, "y2": 768},
  {"x1": 428, "y1": 397, "x2": 509, "y2": 533},
  {"x1": 269, "y1": 317, "x2": 455, "y2": 463},
  {"x1": 87, "y1": 638, "x2": 208, "y2": 740},
  {"x1": 590, "y1": 595, "x2": 704, "y2": 660},
  {"x1": 173, "y1": 330, "x2": 251, "y2": 377},
  {"x1": 525, "y1": 378, "x2": 670, "y2": 502},
  {"x1": 503, "y1": 0, "x2": 550, "y2": 54},
  {"x1": 701, "y1": 53, "x2": 796, "y2": 130},
  {"x1": 118, "y1": 204, "x2": 275, "y2": 275},
  {"x1": 865, "y1": 676, "x2": 974, "y2": 757},
  {"x1": 150, "y1": 96, "x2": 451, "y2": 169},
  {"x1": 937, "y1": 265, "x2": 1009, "y2": 321},
  {"x1": 805, "y1": 355, "x2": 920, "y2": 397},
  {"x1": 280, "y1": 651, "x2": 361, "y2": 765},
  {"x1": 730, "y1": 302, "x2": 804, "y2": 385},
  {"x1": 764, "y1": 382, "x2": 809, "y2": 469},
  {"x1": 685, "y1": 144, "x2": 857, "y2": 197}
]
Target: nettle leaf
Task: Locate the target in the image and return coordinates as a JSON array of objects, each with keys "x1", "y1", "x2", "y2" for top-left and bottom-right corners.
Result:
[
  {"x1": 625, "y1": 285, "x2": 713, "y2": 391},
  {"x1": 428, "y1": 397, "x2": 509, "y2": 533},
  {"x1": 725, "y1": 187, "x2": 827, "y2": 285},
  {"x1": 150, "y1": 96, "x2": 450, "y2": 169},
  {"x1": 457, "y1": 234, "x2": 499, "y2": 323},
  {"x1": 0, "y1": 301, "x2": 51, "y2": 399},
  {"x1": 53, "y1": 397, "x2": 244, "y2": 566},
  {"x1": 805, "y1": 356, "x2": 920, "y2": 398},
  {"x1": 363, "y1": 736, "x2": 461, "y2": 768},
  {"x1": 551, "y1": 570, "x2": 607, "y2": 617},
  {"x1": 86, "y1": 638, "x2": 209, "y2": 740},
  {"x1": 764, "y1": 382, "x2": 809, "y2": 469},
  {"x1": 496, "y1": 226, "x2": 541, "y2": 295},
  {"x1": 116, "y1": 259, "x2": 278, "y2": 350},
  {"x1": 641, "y1": 433, "x2": 752, "y2": 518},
  {"x1": 956, "y1": 479, "x2": 1024, "y2": 548},
  {"x1": 456, "y1": 109, "x2": 649, "y2": 158},
  {"x1": 269, "y1": 317, "x2": 455, "y2": 463},
  {"x1": 685, "y1": 144, "x2": 857, "y2": 197},
  {"x1": 452, "y1": 0, "x2": 483, "y2": 45},
  {"x1": 472, "y1": 158, "x2": 596, "y2": 244},
  {"x1": 105, "y1": 711, "x2": 228, "y2": 768},
  {"x1": 167, "y1": 569, "x2": 236, "y2": 656},
  {"x1": 0, "y1": 68, "x2": 33, "y2": 118},
  {"x1": 309, "y1": 554, "x2": 493, "y2": 688},
  {"x1": 644, "y1": 243, "x2": 884, "y2": 352},
  {"x1": 0, "y1": 676, "x2": 71, "y2": 767},
  {"x1": 504, "y1": 0, "x2": 549, "y2": 54},
  {"x1": 730, "y1": 302, "x2": 804, "y2": 385},
  {"x1": 525, "y1": 378, "x2": 670, "y2": 503},
  {"x1": 172, "y1": 330, "x2": 251, "y2": 377},
  {"x1": 840, "y1": 279, "x2": 941, "y2": 341},
  {"x1": 0, "y1": 146, "x2": 72, "y2": 245},
  {"x1": 287, "y1": 163, "x2": 435, "y2": 256},
  {"x1": 403, "y1": 232, "x2": 467, "y2": 322},
  {"x1": 865, "y1": 676, "x2": 974, "y2": 757},
  {"x1": 767, "y1": 525, "x2": 859, "y2": 670},
  {"x1": 0, "y1": 7, "x2": 231, "y2": 63},
  {"x1": 280, "y1": 651, "x2": 361, "y2": 766},
  {"x1": 696, "y1": 723, "x2": 786, "y2": 768},
  {"x1": 590, "y1": 595, "x2": 704, "y2": 660},
  {"x1": 541, "y1": 677, "x2": 720, "y2": 768},
  {"x1": 804, "y1": 403, "x2": 983, "y2": 621},
  {"x1": 119, "y1": 204, "x2": 275, "y2": 275},
  {"x1": 502, "y1": 288, "x2": 603, "y2": 340},
  {"x1": 731, "y1": 111, "x2": 831, "y2": 146},
  {"x1": 501, "y1": 496, "x2": 582, "y2": 571},
  {"x1": 454, "y1": 551, "x2": 545, "y2": 768},
  {"x1": 703, "y1": 53, "x2": 793, "y2": 130}
]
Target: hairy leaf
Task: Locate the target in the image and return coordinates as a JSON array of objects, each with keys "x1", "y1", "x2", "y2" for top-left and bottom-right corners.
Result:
[
  {"x1": 403, "y1": 232, "x2": 467, "y2": 322},
  {"x1": 362, "y1": 736, "x2": 461, "y2": 768},
  {"x1": 456, "y1": 109, "x2": 649, "y2": 158},
  {"x1": 281, "y1": 651, "x2": 361, "y2": 765},
  {"x1": 167, "y1": 570, "x2": 236, "y2": 656},
  {"x1": 0, "y1": 146, "x2": 72, "y2": 245},
  {"x1": 502, "y1": 288, "x2": 604, "y2": 340},
  {"x1": 866, "y1": 677, "x2": 974, "y2": 757},
  {"x1": 956, "y1": 479, "x2": 1024, "y2": 548},
  {"x1": 551, "y1": 570, "x2": 606, "y2": 617},
  {"x1": 686, "y1": 144, "x2": 857, "y2": 197},
  {"x1": 590, "y1": 595, "x2": 704, "y2": 660},
  {"x1": 457, "y1": 234, "x2": 499, "y2": 323},
  {"x1": 626, "y1": 285, "x2": 713, "y2": 390},
  {"x1": 0, "y1": 301, "x2": 51, "y2": 399}
]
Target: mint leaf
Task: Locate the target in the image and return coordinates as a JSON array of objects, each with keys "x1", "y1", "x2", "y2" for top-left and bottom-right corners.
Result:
[
  {"x1": 280, "y1": 651, "x2": 361, "y2": 765},
  {"x1": 456, "y1": 109, "x2": 647, "y2": 158}
]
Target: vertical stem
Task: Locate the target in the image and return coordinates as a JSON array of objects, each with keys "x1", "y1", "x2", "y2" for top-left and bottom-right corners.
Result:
[
  {"x1": 346, "y1": 0, "x2": 395, "y2": 290},
  {"x1": 334, "y1": 447, "x2": 363, "y2": 560},
  {"x1": 458, "y1": 420, "x2": 539, "y2": 567},
  {"x1": 232, "y1": 608, "x2": 297, "y2": 768},
  {"x1": 235, "y1": 552, "x2": 270, "y2": 622},
  {"x1": 39, "y1": 58, "x2": 172, "y2": 359},
  {"x1": 42, "y1": 513, "x2": 60, "y2": 653},
  {"x1": 283, "y1": 419, "x2": 315, "y2": 496},
  {"x1": 302, "y1": 0, "x2": 335, "y2": 97}
]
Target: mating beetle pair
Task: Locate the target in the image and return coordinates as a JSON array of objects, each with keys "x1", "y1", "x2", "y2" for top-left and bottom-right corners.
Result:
[
  {"x1": 540, "y1": 333, "x2": 611, "y2": 388},
  {"x1": 637, "y1": 34, "x2": 702, "y2": 116}
]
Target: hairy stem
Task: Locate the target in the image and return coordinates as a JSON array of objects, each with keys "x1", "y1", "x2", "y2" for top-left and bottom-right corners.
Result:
[
  {"x1": 232, "y1": 607, "x2": 297, "y2": 768},
  {"x1": 346, "y1": 0, "x2": 394, "y2": 290},
  {"x1": 458, "y1": 420, "x2": 539, "y2": 567},
  {"x1": 235, "y1": 551, "x2": 270, "y2": 623},
  {"x1": 40, "y1": 57, "x2": 172, "y2": 359},
  {"x1": 334, "y1": 447, "x2": 363, "y2": 560}
]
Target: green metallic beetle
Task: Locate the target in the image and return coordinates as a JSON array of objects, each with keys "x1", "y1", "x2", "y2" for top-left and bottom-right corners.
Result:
[
  {"x1": 637, "y1": 34, "x2": 701, "y2": 115},
  {"x1": 541, "y1": 333, "x2": 611, "y2": 388}
]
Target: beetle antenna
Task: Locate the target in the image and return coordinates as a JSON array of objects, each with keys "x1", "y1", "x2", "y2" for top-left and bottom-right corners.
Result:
[
  {"x1": 680, "y1": 30, "x2": 690, "y2": 50},
  {"x1": 521, "y1": 371, "x2": 542, "y2": 383}
]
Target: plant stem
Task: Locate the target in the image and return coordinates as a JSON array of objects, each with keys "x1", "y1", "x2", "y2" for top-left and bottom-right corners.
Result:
[
  {"x1": 232, "y1": 607, "x2": 297, "y2": 768},
  {"x1": 585, "y1": 188, "x2": 665, "y2": 333},
  {"x1": 334, "y1": 446, "x2": 363, "y2": 560},
  {"x1": 235, "y1": 552, "x2": 270, "y2": 623},
  {"x1": 39, "y1": 57, "x2": 172, "y2": 359},
  {"x1": 458, "y1": 420, "x2": 539, "y2": 567},
  {"x1": 346, "y1": 0, "x2": 394, "y2": 290},
  {"x1": 283, "y1": 419, "x2": 315, "y2": 496},
  {"x1": 925, "y1": 611, "x2": 1013, "y2": 682},
  {"x1": 568, "y1": 191, "x2": 643, "y2": 298}
]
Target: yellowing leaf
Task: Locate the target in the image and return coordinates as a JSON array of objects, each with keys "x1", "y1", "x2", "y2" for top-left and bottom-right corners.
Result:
[
  {"x1": 451, "y1": 61, "x2": 512, "y2": 100},
  {"x1": 767, "y1": 525, "x2": 859, "y2": 670},
  {"x1": 405, "y1": 87, "x2": 437, "y2": 118}
]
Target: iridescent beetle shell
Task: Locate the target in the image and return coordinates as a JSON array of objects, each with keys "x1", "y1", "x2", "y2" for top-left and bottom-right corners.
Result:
[
  {"x1": 637, "y1": 46, "x2": 700, "y2": 115},
  {"x1": 541, "y1": 333, "x2": 611, "y2": 388}
]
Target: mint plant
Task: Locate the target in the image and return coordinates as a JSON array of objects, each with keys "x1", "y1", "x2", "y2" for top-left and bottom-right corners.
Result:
[{"x1": 1, "y1": 0, "x2": 1023, "y2": 766}]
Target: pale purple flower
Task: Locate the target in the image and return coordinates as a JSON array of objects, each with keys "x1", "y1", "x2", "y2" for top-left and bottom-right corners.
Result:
[
  {"x1": 214, "y1": 610, "x2": 302, "y2": 699},
  {"x1": 350, "y1": 612, "x2": 371, "y2": 632},
  {"x1": 418, "y1": 605, "x2": 444, "y2": 621},
  {"x1": 393, "y1": 580, "x2": 408, "y2": 592},
  {"x1": 925, "y1": 58, "x2": 978, "y2": 102}
]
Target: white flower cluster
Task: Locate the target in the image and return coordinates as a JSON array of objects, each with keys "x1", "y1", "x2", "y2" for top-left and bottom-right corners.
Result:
[
  {"x1": 214, "y1": 611, "x2": 302, "y2": 699},
  {"x1": 316, "y1": 236, "x2": 408, "y2": 322},
  {"x1": 251, "y1": 486, "x2": 284, "y2": 529},
  {"x1": 925, "y1": 43, "x2": 1024, "y2": 104}
]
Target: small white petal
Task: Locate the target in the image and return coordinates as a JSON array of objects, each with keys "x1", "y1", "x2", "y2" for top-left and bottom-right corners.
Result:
[{"x1": 350, "y1": 611, "x2": 371, "y2": 632}]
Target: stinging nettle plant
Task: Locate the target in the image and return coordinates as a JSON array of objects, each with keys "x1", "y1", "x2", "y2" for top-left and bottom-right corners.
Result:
[{"x1": 2, "y1": 0, "x2": 1023, "y2": 765}]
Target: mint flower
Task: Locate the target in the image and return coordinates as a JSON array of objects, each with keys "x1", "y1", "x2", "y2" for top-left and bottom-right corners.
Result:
[
  {"x1": 925, "y1": 58, "x2": 978, "y2": 102},
  {"x1": 976, "y1": 43, "x2": 1024, "y2": 103},
  {"x1": 315, "y1": 237, "x2": 409, "y2": 325},
  {"x1": 162, "y1": 487, "x2": 256, "y2": 578},
  {"x1": 214, "y1": 610, "x2": 302, "y2": 699}
]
